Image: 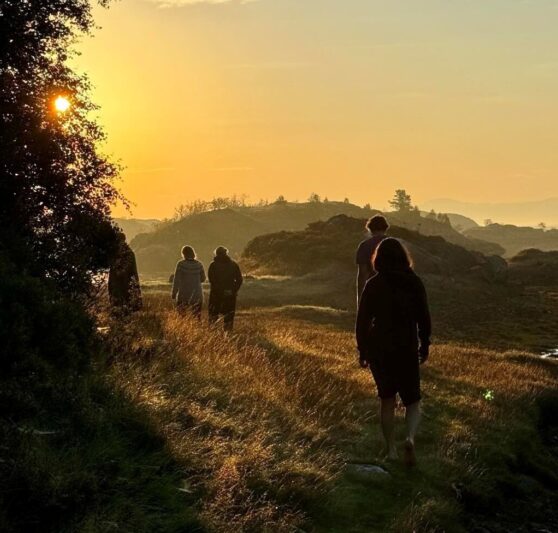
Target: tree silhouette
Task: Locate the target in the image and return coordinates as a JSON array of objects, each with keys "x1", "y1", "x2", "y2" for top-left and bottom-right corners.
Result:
[
  {"x1": 308, "y1": 192, "x2": 321, "y2": 203},
  {"x1": 1, "y1": 0, "x2": 123, "y2": 294},
  {"x1": 388, "y1": 189, "x2": 413, "y2": 212}
]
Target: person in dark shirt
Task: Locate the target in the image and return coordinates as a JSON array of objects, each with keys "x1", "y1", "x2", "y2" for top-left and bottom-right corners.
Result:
[
  {"x1": 356, "y1": 238, "x2": 431, "y2": 466},
  {"x1": 356, "y1": 215, "x2": 389, "y2": 304},
  {"x1": 108, "y1": 232, "x2": 142, "y2": 312},
  {"x1": 208, "y1": 246, "x2": 243, "y2": 331}
]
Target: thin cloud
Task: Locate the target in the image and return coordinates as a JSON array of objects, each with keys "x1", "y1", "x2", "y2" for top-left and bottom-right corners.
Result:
[{"x1": 145, "y1": 0, "x2": 256, "y2": 7}]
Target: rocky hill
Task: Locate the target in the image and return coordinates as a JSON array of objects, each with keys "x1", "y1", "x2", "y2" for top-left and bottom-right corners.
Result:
[
  {"x1": 508, "y1": 248, "x2": 558, "y2": 286},
  {"x1": 242, "y1": 215, "x2": 506, "y2": 280}
]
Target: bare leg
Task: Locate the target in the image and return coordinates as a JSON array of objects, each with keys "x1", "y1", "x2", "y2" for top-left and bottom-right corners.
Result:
[
  {"x1": 404, "y1": 401, "x2": 421, "y2": 466},
  {"x1": 380, "y1": 397, "x2": 397, "y2": 459}
]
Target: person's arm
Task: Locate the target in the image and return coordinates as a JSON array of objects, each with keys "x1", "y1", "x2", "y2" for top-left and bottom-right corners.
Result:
[
  {"x1": 357, "y1": 263, "x2": 372, "y2": 305},
  {"x1": 171, "y1": 264, "x2": 180, "y2": 300},
  {"x1": 233, "y1": 263, "x2": 243, "y2": 293},
  {"x1": 355, "y1": 280, "x2": 376, "y2": 365},
  {"x1": 416, "y1": 277, "x2": 432, "y2": 363},
  {"x1": 208, "y1": 263, "x2": 215, "y2": 285}
]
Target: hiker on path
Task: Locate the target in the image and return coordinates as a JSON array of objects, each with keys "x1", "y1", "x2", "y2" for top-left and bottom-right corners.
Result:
[
  {"x1": 171, "y1": 246, "x2": 206, "y2": 319},
  {"x1": 208, "y1": 246, "x2": 243, "y2": 331},
  {"x1": 356, "y1": 215, "x2": 389, "y2": 304},
  {"x1": 356, "y1": 238, "x2": 431, "y2": 467},
  {"x1": 108, "y1": 232, "x2": 142, "y2": 312}
]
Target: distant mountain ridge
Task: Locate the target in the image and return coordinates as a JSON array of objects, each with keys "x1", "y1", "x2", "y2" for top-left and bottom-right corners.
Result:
[
  {"x1": 465, "y1": 223, "x2": 558, "y2": 257},
  {"x1": 423, "y1": 198, "x2": 558, "y2": 227}
]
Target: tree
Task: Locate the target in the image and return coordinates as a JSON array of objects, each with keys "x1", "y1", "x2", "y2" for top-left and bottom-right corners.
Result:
[
  {"x1": 484, "y1": 219, "x2": 493, "y2": 227},
  {"x1": 1, "y1": 0, "x2": 123, "y2": 294},
  {"x1": 426, "y1": 209, "x2": 437, "y2": 220},
  {"x1": 538, "y1": 222, "x2": 547, "y2": 230},
  {"x1": 388, "y1": 189, "x2": 413, "y2": 212},
  {"x1": 274, "y1": 195, "x2": 287, "y2": 204},
  {"x1": 343, "y1": 197, "x2": 350, "y2": 204},
  {"x1": 308, "y1": 192, "x2": 321, "y2": 203}
]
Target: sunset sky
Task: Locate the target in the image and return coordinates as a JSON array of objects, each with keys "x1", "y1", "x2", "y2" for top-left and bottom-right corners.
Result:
[{"x1": 76, "y1": 0, "x2": 558, "y2": 219}]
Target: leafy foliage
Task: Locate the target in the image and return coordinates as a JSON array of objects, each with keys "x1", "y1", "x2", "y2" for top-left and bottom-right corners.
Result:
[{"x1": 0, "y1": 0, "x2": 123, "y2": 293}]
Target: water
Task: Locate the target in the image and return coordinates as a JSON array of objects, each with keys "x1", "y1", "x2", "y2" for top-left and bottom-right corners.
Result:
[{"x1": 541, "y1": 348, "x2": 558, "y2": 359}]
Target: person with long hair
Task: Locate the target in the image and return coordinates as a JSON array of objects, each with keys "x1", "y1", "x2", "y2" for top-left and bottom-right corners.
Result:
[
  {"x1": 171, "y1": 245, "x2": 206, "y2": 319},
  {"x1": 356, "y1": 238, "x2": 431, "y2": 466}
]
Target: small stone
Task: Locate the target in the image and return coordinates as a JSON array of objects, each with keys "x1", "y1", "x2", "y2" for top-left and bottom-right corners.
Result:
[{"x1": 348, "y1": 463, "x2": 390, "y2": 476}]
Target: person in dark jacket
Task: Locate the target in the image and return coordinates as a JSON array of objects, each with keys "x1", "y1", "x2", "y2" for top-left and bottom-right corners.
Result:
[
  {"x1": 208, "y1": 246, "x2": 243, "y2": 331},
  {"x1": 108, "y1": 232, "x2": 142, "y2": 312},
  {"x1": 171, "y1": 246, "x2": 206, "y2": 319},
  {"x1": 356, "y1": 215, "x2": 389, "y2": 304},
  {"x1": 356, "y1": 237, "x2": 431, "y2": 466}
]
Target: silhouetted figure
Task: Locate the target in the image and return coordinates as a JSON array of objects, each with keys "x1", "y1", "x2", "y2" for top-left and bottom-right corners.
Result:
[
  {"x1": 208, "y1": 246, "x2": 243, "y2": 331},
  {"x1": 356, "y1": 238, "x2": 431, "y2": 466},
  {"x1": 171, "y1": 246, "x2": 206, "y2": 319},
  {"x1": 108, "y1": 234, "x2": 142, "y2": 312},
  {"x1": 356, "y1": 215, "x2": 389, "y2": 304}
]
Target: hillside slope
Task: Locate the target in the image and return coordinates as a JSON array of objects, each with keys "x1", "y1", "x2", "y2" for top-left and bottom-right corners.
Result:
[
  {"x1": 130, "y1": 202, "x2": 502, "y2": 276},
  {"x1": 114, "y1": 218, "x2": 159, "y2": 241}
]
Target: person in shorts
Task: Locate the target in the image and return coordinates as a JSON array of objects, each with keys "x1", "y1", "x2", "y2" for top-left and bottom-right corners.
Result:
[{"x1": 356, "y1": 238, "x2": 431, "y2": 466}]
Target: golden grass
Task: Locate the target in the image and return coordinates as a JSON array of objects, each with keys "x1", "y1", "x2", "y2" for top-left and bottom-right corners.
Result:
[{"x1": 105, "y1": 293, "x2": 558, "y2": 532}]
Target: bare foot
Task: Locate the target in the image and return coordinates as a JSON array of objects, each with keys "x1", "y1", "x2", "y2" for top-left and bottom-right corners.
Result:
[{"x1": 403, "y1": 439, "x2": 417, "y2": 467}]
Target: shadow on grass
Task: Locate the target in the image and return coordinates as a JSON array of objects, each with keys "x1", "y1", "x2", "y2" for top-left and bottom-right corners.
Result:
[{"x1": 0, "y1": 323, "x2": 205, "y2": 533}]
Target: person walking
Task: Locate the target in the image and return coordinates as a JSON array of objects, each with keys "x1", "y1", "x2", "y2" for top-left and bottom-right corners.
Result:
[
  {"x1": 356, "y1": 238, "x2": 431, "y2": 466},
  {"x1": 171, "y1": 246, "x2": 206, "y2": 319},
  {"x1": 208, "y1": 246, "x2": 243, "y2": 331},
  {"x1": 108, "y1": 231, "x2": 142, "y2": 312},
  {"x1": 356, "y1": 214, "x2": 389, "y2": 304}
]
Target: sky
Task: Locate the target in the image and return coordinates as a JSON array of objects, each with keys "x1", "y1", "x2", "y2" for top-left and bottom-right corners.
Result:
[{"x1": 75, "y1": 0, "x2": 558, "y2": 219}]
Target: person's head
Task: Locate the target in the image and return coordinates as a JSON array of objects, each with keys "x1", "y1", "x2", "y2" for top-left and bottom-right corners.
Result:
[
  {"x1": 214, "y1": 246, "x2": 229, "y2": 258},
  {"x1": 181, "y1": 245, "x2": 196, "y2": 260},
  {"x1": 373, "y1": 238, "x2": 413, "y2": 273},
  {"x1": 366, "y1": 214, "x2": 389, "y2": 235}
]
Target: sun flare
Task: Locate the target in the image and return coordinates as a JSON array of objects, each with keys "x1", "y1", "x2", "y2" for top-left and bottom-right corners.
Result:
[{"x1": 54, "y1": 96, "x2": 70, "y2": 113}]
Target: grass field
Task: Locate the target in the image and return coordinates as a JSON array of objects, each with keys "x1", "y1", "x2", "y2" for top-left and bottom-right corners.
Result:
[
  {"x1": 98, "y1": 277, "x2": 558, "y2": 532},
  {"x1": 4, "y1": 274, "x2": 556, "y2": 532}
]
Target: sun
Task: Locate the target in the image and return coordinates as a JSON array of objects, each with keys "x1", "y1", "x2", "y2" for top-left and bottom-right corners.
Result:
[{"x1": 54, "y1": 96, "x2": 71, "y2": 113}]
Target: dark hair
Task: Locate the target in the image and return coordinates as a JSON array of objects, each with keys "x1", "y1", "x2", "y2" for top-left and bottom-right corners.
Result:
[
  {"x1": 181, "y1": 245, "x2": 196, "y2": 260},
  {"x1": 366, "y1": 214, "x2": 389, "y2": 233},
  {"x1": 373, "y1": 238, "x2": 413, "y2": 273},
  {"x1": 214, "y1": 246, "x2": 228, "y2": 257}
]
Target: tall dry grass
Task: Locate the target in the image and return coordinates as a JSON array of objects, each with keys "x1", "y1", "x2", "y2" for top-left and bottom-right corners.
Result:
[{"x1": 105, "y1": 294, "x2": 558, "y2": 532}]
